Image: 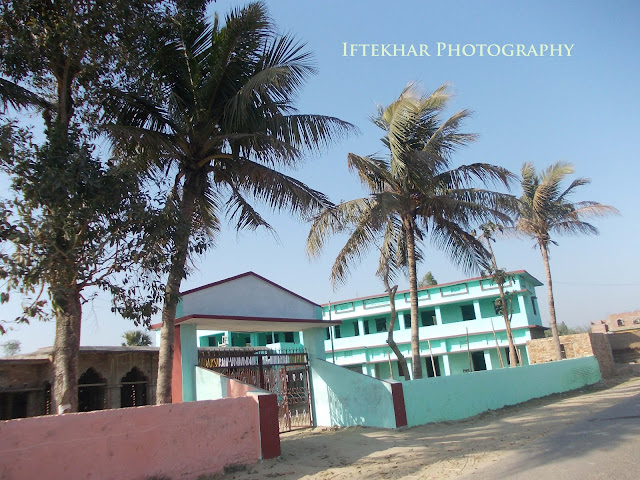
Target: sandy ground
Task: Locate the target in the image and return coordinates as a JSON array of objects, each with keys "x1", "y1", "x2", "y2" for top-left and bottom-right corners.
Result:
[{"x1": 220, "y1": 371, "x2": 640, "y2": 480}]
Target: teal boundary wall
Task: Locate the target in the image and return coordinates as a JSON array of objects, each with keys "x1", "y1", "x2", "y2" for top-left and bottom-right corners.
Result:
[
  {"x1": 309, "y1": 359, "x2": 405, "y2": 429},
  {"x1": 402, "y1": 356, "x2": 602, "y2": 427}
]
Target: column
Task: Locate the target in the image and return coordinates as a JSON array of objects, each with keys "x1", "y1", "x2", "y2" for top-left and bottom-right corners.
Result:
[
  {"x1": 434, "y1": 306, "x2": 443, "y2": 325},
  {"x1": 180, "y1": 324, "x2": 198, "y2": 402},
  {"x1": 399, "y1": 312, "x2": 407, "y2": 330},
  {"x1": 441, "y1": 354, "x2": 451, "y2": 376},
  {"x1": 300, "y1": 327, "x2": 327, "y2": 361},
  {"x1": 484, "y1": 351, "x2": 493, "y2": 371},
  {"x1": 473, "y1": 300, "x2": 482, "y2": 321},
  {"x1": 358, "y1": 319, "x2": 365, "y2": 335}
]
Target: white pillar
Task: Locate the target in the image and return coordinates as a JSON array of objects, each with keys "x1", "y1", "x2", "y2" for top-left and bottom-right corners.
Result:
[
  {"x1": 442, "y1": 354, "x2": 451, "y2": 376},
  {"x1": 435, "y1": 306, "x2": 443, "y2": 325},
  {"x1": 484, "y1": 351, "x2": 493, "y2": 370}
]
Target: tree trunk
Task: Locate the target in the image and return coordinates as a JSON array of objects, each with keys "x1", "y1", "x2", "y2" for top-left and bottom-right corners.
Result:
[
  {"x1": 403, "y1": 216, "x2": 423, "y2": 380},
  {"x1": 155, "y1": 175, "x2": 199, "y2": 404},
  {"x1": 52, "y1": 287, "x2": 82, "y2": 413},
  {"x1": 539, "y1": 241, "x2": 562, "y2": 361},
  {"x1": 497, "y1": 282, "x2": 518, "y2": 367},
  {"x1": 383, "y1": 279, "x2": 410, "y2": 381},
  {"x1": 485, "y1": 239, "x2": 518, "y2": 367}
]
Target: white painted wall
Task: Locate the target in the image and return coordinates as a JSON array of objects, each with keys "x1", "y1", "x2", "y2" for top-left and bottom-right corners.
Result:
[{"x1": 181, "y1": 275, "x2": 319, "y2": 319}]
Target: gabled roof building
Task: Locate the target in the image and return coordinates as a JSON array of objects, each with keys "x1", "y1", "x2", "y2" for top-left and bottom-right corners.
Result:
[{"x1": 173, "y1": 270, "x2": 545, "y2": 380}]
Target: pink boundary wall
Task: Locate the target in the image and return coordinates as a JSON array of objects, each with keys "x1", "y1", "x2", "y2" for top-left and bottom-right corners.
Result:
[{"x1": 0, "y1": 397, "x2": 262, "y2": 480}]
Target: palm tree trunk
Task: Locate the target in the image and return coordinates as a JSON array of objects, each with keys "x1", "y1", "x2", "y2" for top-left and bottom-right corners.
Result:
[
  {"x1": 403, "y1": 216, "x2": 423, "y2": 380},
  {"x1": 539, "y1": 241, "x2": 562, "y2": 361},
  {"x1": 52, "y1": 287, "x2": 82, "y2": 413},
  {"x1": 156, "y1": 175, "x2": 199, "y2": 404},
  {"x1": 383, "y1": 279, "x2": 410, "y2": 381}
]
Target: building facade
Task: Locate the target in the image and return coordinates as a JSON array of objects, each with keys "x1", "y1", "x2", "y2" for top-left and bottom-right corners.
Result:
[
  {"x1": 321, "y1": 270, "x2": 545, "y2": 379},
  {"x1": 0, "y1": 347, "x2": 158, "y2": 420},
  {"x1": 591, "y1": 310, "x2": 640, "y2": 333},
  {"x1": 186, "y1": 270, "x2": 545, "y2": 380}
]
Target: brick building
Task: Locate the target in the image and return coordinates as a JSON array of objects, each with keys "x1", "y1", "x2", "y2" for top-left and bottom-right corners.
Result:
[
  {"x1": 0, "y1": 346, "x2": 158, "y2": 420},
  {"x1": 591, "y1": 310, "x2": 640, "y2": 333}
]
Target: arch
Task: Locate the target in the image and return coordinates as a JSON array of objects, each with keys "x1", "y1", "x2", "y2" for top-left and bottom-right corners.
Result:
[
  {"x1": 120, "y1": 367, "x2": 148, "y2": 408},
  {"x1": 78, "y1": 367, "x2": 106, "y2": 412}
]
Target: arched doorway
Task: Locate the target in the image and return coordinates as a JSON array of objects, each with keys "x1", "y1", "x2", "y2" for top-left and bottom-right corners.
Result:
[
  {"x1": 78, "y1": 367, "x2": 106, "y2": 412},
  {"x1": 120, "y1": 367, "x2": 148, "y2": 408}
]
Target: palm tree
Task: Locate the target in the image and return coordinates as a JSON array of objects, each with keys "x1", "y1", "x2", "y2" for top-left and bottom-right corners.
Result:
[
  {"x1": 476, "y1": 222, "x2": 518, "y2": 367},
  {"x1": 516, "y1": 162, "x2": 618, "y2": 360},
  {"x1": 308, "y1": 84, "x2": 515, "y2": 379},
  {"x1": 105, "y1": 3, "x2": 353, "y2": 403},
  {"x1": 122, "y1": 330, "x2": 153, "y2": 347}
]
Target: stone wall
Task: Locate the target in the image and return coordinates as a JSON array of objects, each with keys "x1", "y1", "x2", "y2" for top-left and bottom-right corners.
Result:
[
  {"x1": 0, "y1": 347, "x2": 159, "y2": 419},
  {"x1": 527, "y1": 333, "x2": 613, "y2": 377},
  {"x1": 607, "y1": 331, "x2": 640, "y2": 364}
]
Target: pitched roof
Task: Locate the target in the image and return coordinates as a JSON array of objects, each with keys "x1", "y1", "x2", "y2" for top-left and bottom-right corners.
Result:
[{"x1": 180, "y1": 271, "x2": 320, "y2": 307}]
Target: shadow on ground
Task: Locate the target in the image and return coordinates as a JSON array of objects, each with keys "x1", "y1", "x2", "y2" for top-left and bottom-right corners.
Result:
[{"x1": 216, "y1": 373, "x2": 640, "y2": 480}]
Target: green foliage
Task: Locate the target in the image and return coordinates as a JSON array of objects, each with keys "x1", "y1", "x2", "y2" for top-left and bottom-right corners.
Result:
[
  {"x1": 122, "y1": 330, "x2": 153, "y2": 347},
  {"x1": 308, "y1": 83, "x2": 516, "y2": 286},
  {"x1": 418, "y1": 271, "x2": 438, "y2": 287},
  {"x1": 517, "y1": 162, "x2": 619, "y2": 248},
  {"x1": 1, "y1": 339, "x2": 20, "y2": 356},
  {"x1": 545, "y1": 322, "x2": 590, "y2": 337},
  {"x1": 0, "y1": 120, "x2": 160, "y2": 328}
]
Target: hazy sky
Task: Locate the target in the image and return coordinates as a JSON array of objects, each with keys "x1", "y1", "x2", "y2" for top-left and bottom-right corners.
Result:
[{"x1": 2, "y1": 0, "x2": 639, "y2": 353}]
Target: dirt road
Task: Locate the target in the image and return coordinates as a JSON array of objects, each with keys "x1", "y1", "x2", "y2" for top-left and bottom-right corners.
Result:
[{"x1": 222, "y1": 375, "x2": 640, "y2": 480}]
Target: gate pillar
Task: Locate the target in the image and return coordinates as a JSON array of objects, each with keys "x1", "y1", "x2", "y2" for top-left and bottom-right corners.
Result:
[{"x1": 300, "y1": 327, "x2": 326, "y2": 361}]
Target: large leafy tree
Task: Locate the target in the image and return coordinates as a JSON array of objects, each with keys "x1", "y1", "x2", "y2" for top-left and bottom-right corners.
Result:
[
  {"x1": 308, "y1": 84, "x2": 515, "y2": 379},
  {"x1": 105, "y1": 2, "x2": 353, "y2": 403},
  {"x1": 516, "y1": 162, "x2": 618, "y2": 360},
  {"x1": 0, "y1": 0, "x2": 167, "y2": 413}
]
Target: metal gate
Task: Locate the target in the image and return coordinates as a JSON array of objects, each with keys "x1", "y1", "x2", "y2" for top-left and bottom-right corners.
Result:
[{"x1": 198, "y1": 348, "x2": 313, "y2": 432}]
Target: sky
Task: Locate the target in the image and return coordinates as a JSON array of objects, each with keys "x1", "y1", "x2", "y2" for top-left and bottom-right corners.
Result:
[{"x1": 2, "y1": 0, "x2": 639, "y2": 353}]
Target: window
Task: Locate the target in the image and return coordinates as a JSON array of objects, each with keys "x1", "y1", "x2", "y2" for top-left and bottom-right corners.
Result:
[
  {"x1": 426, "y1": 357, "x2": 441, "y2": 377},
  {"x1": 634, "y1": 319, "x2": 640, "y2": 325},
  {"x1": 326, "y1": 327, "x2": 331, "y2": 340},
  {"x1": 460, "y1": 304, "x2": 476, "y2": 321},
  {"x1": 375, "y1": 317, "x2": 387, "y2": 333},
  {"x1": 353, "y1": 322, "x2": 360, "y2": 336},
  {"x1": 471, "y1": 351, "x2": 487, "y2": 371},
  {"x1": 333, "y1": 326, "x2": 341, "y2": 339},
  {"x1": 617, "y1": 319, "x2": 624, "y2": 327},
  {"x1": 121, "y1": 367, "x2": 148, "y2": 408},
  {"x1": 284, "y1": 332, "x2": 294, "y2": 343},
  {"x1": 404, "y1": 313, "x2": 411, "y2": 329},
  {"x1": 78, "y1": 368, "x2": 106, "y2": 412},
  {"x1": 363, "y1": 321, "x2": 370, "y2": 335},
  {"x1": 420, "y1": 309, "x2": 436, "y2": 326},
  {"x1": 531, "y1": 296, "x2": 538, "y2": 315},
  {"x1": 560, "y1": 344, "x2": 567, "y2": 359},
  {"x1": 267, "y1": 333, "x2": 274, "y2": 344}
]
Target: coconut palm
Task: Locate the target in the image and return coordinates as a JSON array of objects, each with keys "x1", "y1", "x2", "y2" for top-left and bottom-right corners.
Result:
[
  {"x1": 516, "y1": 162, "x2": 618, "y2": 360},
  {"x1": 105, "y1": 3, "x2": 353, "y2": 403},
  {"x1": 307, "y1": 84, "x2": 515, "y2": 379}
]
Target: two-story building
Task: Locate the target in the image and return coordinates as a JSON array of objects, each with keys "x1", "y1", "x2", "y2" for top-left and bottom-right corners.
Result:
[{"x1": 320, "y1": 270, "x2": 546, "y2": 379}]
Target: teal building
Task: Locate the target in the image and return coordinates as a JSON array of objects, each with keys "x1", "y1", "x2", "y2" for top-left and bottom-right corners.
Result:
[{"x1": 322, "y1": 270, "x2": 546, "y2": 379}]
